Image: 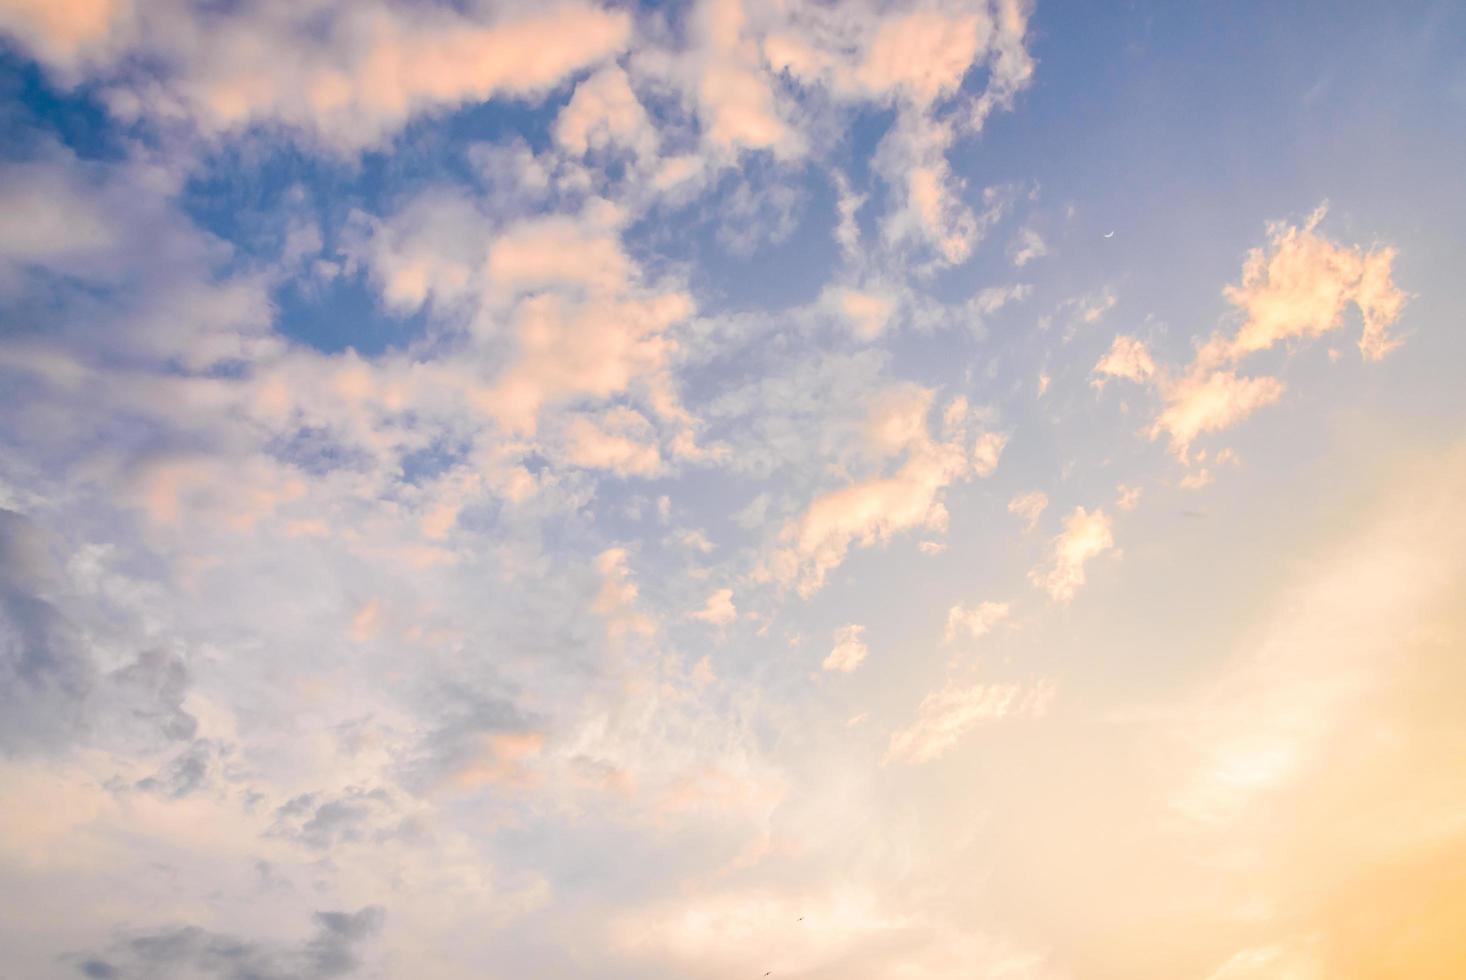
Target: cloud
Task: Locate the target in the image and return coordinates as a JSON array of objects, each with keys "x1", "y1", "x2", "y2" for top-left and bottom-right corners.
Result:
[
  {"x1": 690, "y1": 587, "x2": 737, "y2": 626},
  {"x1": 1149, "y1": 369, "x2": 1286, "y2": 458},
  {"x1": 762, "y1": 2, "x2": 1035, "y2": 264},
  {"x1": 767, "y1": 396, "x2": 991, "y2": 595},
  {"x1": 864, "y1": 383, "x2": 934, "y2": 456},
  {"x1": 75, "y1": 906, "x2": 385, "y2": 979},
  {"x1": 1140, "y1": 206, "x2": 1407, "y2": 458},
  {"x1": 1222, "y1": 204, "x2": 1407, "y2": 363},
  {"x1": 944, "y1": 601, "x2": 1010, "y2": 643},
  {"x1": 1009, "y1": 227, "x2": 1048, "y2": 267},
  {"x1": 1029, "y1": 506, "x2": 1114, "y2": 603},
  {"x1": 822, "y1": 624, "x2": 868, "y2": 673},
  {"x1": 1008, "y1": 490, "x2": 1048, "y2": 531},
  {"x1": 1092, "y1": 335, "x2": 1156, "y2": 388},
  {"x1": 689, "y1": 0, "x2": 801, "y2": 158},
  {"x1": 593, "y1": 547, "x2": 656, "y2": 640},
  {"x1": 554, "y1": 65, "x2": 658, "y2": 160},
  {"x1": 833, "y1": 287, "x2": 898, "y2": 341},
  {"x1": 971, "y1": 430, "x2": 1008, "y2": 477},
  {"x1": 0, "y1": 0, "x2": 120, "y2": 73},
  {"x1": 91, "y1": 3, "x2": 630, "y2": 151},
  {"x1": 0, "y1": 508, "x2": 197, "y2": 756},
  {"x1": 560, "y1": 408, "x2": 664, "y2": 477},
  {"x1": 885, "y1": 679, "x2": 1054, "y2": 765}
]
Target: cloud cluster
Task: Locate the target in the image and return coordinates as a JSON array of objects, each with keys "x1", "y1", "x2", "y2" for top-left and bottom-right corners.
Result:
[{"x1": 1093, "y1": 207, "x2": 1408, "y2": 460}]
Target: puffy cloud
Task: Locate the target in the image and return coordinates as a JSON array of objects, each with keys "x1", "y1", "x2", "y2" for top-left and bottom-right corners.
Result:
[
  {"x1": 944, "y1": 601, "x2": 1010, "y2": 643},
  {"x1": 94, "y1": 2, "x2": 630, "y2": 151},
  {"x1": 560, "y1": 408, "x2": 663, "y2": 477},
  {"x1": 856, "y1": 8, "x2": 987, "y2": 106},
  {"x1": 1029, "y1": 506, "x2": 1114, "y2": 603},
  {"x1": 0, "y1": 0, "x2": 121, "y2": 73},
  {"x1": 554, "y1": 65, "x2": 658, "y2": 160},
  {"x1": 1222, "y1": 204, "x2": 1407, "y2": 363},
  {"x1": 885, "y1": 679, "x2": 1054, "y2": 765},
  {"x1": 971, "y1": 430, "x2": 1008, "y2": 477},
  {"x1": 822, "y1": 623, "x2": 868, "y2": 673},
  {"x1": 690, "y1": 0, "x2": 800, "y2": 158},
  {"x1": 1008, "y1": 490, "x2": 1048, "y2": 531},
  {"x1": 1092, "y1": 335, "x2": 1156, "y2": 388},
  {"x1": 690, "y1": 587, "x2": 737, "y2": 626},
  {"x1": 1139, "y1": 207, "x2": 1406, "y2": 458}
]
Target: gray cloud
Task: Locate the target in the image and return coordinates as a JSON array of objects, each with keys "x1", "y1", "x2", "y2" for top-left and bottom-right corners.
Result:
[
  {"x1": 73, "y1": 907, "x2": 385, "y2": 980},
  {"x1": 0, "y1": 508, "x2": 196, "y2": 757}
]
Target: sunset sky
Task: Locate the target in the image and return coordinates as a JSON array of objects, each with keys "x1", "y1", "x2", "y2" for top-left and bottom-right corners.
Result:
[{"x1": 2, "y1": 1, "x2": 1465, "y2": 977}]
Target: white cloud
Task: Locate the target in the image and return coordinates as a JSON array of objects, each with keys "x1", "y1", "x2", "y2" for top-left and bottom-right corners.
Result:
[
  {"x1": 554, "y1": 65, "x2": 657, "y2": 160},
  {"x1": 690, "y1": 588, "x2": 737, "y2": 626},
  {"x1": 767, "y1": 396, "x2": 988, "y2": 595},
  {"x1": 971, "y1": 430, "x2": 1008, "y2": 477},
  {"x1": 1029, "y1": 506, "x2": 1114, "y2": 603},
  {"x1": 106, "y1": 2, "x2": 631, "y2": 151},
  {"x1": 822, "y1": 624, "x2": 869, "y2": 673},
  {"x1": 1139, "y1": 206, "x2": 1407, "y2": 458},
  {"x1": 944, "y1": 601, "x2": 1010, "y2": 643},
  {"x1": 1092, "y1": 335, "x2": 1156, "y2": 388},
  {"x1": 1222, "y1": 204, "x2": 1407, "y2": 363},
  {"x1": 1150, "y1": 369, "x2": 1286, "y2": 458},
  {"x1": 560, "y1": 408, "x2": 663, "y2": 477}
]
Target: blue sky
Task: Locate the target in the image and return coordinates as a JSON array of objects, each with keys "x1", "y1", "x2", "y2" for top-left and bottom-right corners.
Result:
[{"x1": 2, "y1": 1, "x2": 1465, "y2": 978}]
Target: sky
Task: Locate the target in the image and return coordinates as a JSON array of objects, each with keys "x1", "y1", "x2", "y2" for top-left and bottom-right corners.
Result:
[{"x1": 1, "y1": 1, "x2": 1465, "y2": 977}]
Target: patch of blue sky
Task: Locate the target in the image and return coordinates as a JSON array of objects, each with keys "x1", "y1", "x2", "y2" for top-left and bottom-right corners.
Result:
[
  {"x1": 0, "y1": 47, "x2": 129, "y2": 162},
  {"x1": 271, "y1": 270, "x2": 429, "y2": 356},
  {"x1": 628, "y1": 157, "x2": 840, "y2": 314}
]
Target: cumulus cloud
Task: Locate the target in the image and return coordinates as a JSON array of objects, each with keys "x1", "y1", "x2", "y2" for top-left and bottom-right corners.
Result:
[
  {"x1": 1092, "y1": 335, "x2": 1156, "y2": 388},
  {"x1": 29, "y1": 2, "x2": 633, "y2": 151},
  {"x1": 1029, "y1": 506, "x2": 1115, "y2": 603},
  {"x1": 1141, "y1": 206, "x2": 1407, "y2": 457},
  {"x1": 554, "y1": 65, "x2": 658, "y2": 160},
  {"x1": 560, "y1": 408, "x2": 664, "y2": 477},
  {"x1": 822, "y1": 623, "x2": 869, "y2": 673},
  {"x1": 1222, "y1": 204, "x2": 1407, "y2": 363},
  {"x1": 690, "y1": 587, "x2": 737, "y2": 626},
  {"x1": 971, "y1": 430, "x2": 1008, "y2": 477}
]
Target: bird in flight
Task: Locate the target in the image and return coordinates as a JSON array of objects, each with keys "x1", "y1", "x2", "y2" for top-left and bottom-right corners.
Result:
[{"x1": 1104, "y1": 230, "x2": 1115, "y2": 238}]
